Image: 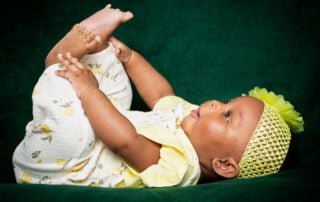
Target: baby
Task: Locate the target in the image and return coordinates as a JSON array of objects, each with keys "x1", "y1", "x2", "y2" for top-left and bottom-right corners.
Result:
[{"x1": 13, "y1": 4, "x2": 304, "y2": 188}]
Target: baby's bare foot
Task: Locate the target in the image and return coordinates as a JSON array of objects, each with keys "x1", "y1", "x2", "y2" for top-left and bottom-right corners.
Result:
[
  {"x1": 45, "y1": 5, "x2": 133, "y2": 68},
  {"x1": 72, "y1": 24, "x2": 101, "y2": 52},
  {"x1": 109, "y1": 36, "x2": 132, "y2": 64},
  {"x1": 45, "y1": 24, "x2": 101, "y2": 68},
  {"x1": 80, "y1": 4, "x2": 133, "y2": 46}
]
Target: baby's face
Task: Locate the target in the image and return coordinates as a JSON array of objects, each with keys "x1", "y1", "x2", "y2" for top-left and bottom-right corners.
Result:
[{"x1": 181, "y1": 96, "x2": 264, "y2": 164}]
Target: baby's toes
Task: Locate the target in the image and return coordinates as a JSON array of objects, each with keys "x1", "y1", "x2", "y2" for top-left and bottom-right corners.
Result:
[
  {"x1": 80, "y1": 28, "x2": 101, "y2": 52},
  {"x1": 120, "y1": 11, "x2": 134, "y2": 22},
  {"x1": 111, "y1": 7, "x2": 134, "y2": 23},
  {"x1": 85, "y1": 32, "x2": 96, "y2": 43}
]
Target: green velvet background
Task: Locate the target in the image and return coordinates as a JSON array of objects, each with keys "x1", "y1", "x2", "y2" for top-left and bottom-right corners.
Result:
[{"x1": 0, "y1": 0, "x2": 319, "y2": 201}]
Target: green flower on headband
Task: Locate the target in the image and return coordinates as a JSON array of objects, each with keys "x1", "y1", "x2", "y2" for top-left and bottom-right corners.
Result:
[{"x1": 247, "y1": 87, "x2": 304, "y2": 134}]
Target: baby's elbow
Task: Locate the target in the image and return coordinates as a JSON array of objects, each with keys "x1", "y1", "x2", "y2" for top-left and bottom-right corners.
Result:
[
  {"x1": 109, "y1": 133, "x2": 161, "y2": 172},
  {"x1": 112, "y1": 135, "x2": 138, "y2": 157},
  {"x1": 113, "y1": 142, "x2": 130, "y2": 156}
]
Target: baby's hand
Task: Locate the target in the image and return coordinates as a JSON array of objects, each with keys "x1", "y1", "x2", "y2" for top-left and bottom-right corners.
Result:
[
  {"x1": 109, "y1": 36, "x2": 132, "y2": 64},
  {"x1": 55, "y1": 53, "x2": 99, "y2": 99}
]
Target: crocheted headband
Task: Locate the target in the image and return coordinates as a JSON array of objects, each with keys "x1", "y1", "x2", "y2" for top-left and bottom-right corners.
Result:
[{"x1": 237, "y1": 87, "x2": 304, "y2": 178}]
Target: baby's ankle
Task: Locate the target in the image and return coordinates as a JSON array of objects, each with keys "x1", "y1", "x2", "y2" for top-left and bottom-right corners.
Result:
[{"x1": 45, "y1": 25, "x2": 96, "y2": 68}]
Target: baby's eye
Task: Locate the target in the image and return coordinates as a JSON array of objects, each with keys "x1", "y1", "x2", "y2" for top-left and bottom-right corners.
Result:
[{"x1": 224, "y1": 111, "x2": 231, "y2": 122}]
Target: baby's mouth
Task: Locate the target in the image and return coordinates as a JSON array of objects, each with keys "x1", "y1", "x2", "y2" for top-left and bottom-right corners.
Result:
[{"x1": 190, "y1": 108, "x2": 200, "y2": 119}]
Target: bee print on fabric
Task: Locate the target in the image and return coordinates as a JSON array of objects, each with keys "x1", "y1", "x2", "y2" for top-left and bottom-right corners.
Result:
[
  {"x1": 31, "y1": 150, "x2": 42, "y2": 164},
  {"x1": 53, "y1": 99, "x2": 75, "y2": 116}
]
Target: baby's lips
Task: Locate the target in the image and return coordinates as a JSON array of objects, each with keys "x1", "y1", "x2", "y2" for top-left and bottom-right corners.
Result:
[
  {"x1": 191, "y1": 108, "x2": 200, "y2": 119},
  {"x1": 115, "y1": 48, "x2": 121, "y2": 55}
]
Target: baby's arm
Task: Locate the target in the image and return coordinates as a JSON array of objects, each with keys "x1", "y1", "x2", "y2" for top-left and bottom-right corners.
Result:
[
  {"x1": 110, "y1": 37, "x2": 175, "y2": 109},
  {"x1": 56, "y1": 53, "x2": 160, "y2": 172},
  {"x1": 126, "y1": 51, "x2": 175, "y2": 109}
]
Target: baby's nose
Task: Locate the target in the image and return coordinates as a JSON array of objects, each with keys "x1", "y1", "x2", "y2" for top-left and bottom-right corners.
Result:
[
  {"x1": 200, "y1": 100, "x2": 224, "y2": 116},
  {"x1": 209, "y1": 100, "x2": 223, "y2": 110}
]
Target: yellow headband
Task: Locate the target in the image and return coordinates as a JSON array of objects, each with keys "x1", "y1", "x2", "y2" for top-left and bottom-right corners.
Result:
[{"x1": 237, "y1": 87, "x2": 304, "y2": 178}]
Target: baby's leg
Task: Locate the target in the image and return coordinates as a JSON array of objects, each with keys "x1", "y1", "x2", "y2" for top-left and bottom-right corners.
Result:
[
  {"x1": 13, "y1": 50, "x2": 132, "y2": 184},
  {"x1": 80, "y1": 43, "x2": 133, "y2": 110},
  {"x1": 45, "y1": 24, "x2": 100, "y2": 68},
  {"x1": 45, "y1": 4, "x2": 133, "y2": 67},
  {"x1": 13, "y1": 63, "x2": 96, "y2": 184}
]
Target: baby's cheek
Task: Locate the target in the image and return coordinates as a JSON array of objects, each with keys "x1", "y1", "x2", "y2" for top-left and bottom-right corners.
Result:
[{"x1": 201, "y1": 118, "x2": 226, "y2": 139}]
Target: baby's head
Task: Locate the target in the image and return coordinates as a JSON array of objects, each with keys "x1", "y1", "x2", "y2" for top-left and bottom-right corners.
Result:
[{"x1": 181, "y1": 87, "x2": 304, "y2": 180}]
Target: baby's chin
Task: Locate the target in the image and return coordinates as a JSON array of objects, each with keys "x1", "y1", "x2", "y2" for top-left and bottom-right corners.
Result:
[{"x1": 180, "y1": 115, "x2": 194, "y2": 136}]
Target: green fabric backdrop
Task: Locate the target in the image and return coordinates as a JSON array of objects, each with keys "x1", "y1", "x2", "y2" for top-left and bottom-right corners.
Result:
[{"x1": 0, "y1": 0, "x2": 319, "y2": 201}]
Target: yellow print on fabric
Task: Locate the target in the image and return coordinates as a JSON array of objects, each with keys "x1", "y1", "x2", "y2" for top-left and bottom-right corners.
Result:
[
  {"x1": 56, "y1": 158, "x2": 72, "y2": 169},
  {"x1": 88, "y1": 63, "x2": 104, "y2": 76},
  {"x1": 41, "y1": 124, "x2": 52, "y2": 143},
  {"x1": 20, "y1": 172, "x2": 32, "y2": 184},
  {"x1": 53, "y1": 99, "x2": 74, "y2": 116}
]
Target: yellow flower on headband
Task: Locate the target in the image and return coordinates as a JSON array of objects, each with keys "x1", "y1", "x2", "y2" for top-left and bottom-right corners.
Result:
[{"x1": 247, "y1": 87, "x2": 304, "y2": 134}]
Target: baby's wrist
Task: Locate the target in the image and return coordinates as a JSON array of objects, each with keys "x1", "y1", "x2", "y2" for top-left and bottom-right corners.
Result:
[
  {"x1": 79, "y1": 87, "x2": 100, "y2": 100},
  {"x1": 122, "y1": 48, "x2": 133, "y2": 65},
  {"x1": 123, "y1": 50, "x2": 135, "y2": 67}
]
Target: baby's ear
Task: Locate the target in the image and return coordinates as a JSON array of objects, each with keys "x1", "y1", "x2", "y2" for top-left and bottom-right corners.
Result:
[{"x1": 211, "y1": 157, "x2": 239, "y2": 178}]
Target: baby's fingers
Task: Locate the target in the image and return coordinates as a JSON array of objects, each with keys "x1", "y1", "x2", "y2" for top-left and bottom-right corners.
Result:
[
  {"x1": 58, "y1": 53, "x2": 80, "y2": 72},
  {"x1": 66, "y1": 53, "x2": 85, "y2": 69},
  {"x1": 55, "y1": 69, "x2": 74, "y2": 81}
]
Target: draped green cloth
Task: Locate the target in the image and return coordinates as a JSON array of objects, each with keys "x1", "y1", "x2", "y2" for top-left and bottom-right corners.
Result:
[{"x1": 1, "y1": 0, "x2": 319, "y2": 201}]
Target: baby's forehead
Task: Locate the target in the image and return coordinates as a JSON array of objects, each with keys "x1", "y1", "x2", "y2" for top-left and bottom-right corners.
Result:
[
  {"x1": 226, "y1": 96, "x2": 264, "y2": 123},
  {"x1": 231, "y1": 96, "x2": 264, "y2": 145},
  {"x1": 231, "y1": 96, "x2": 263, "y2": 105},
  {"x1": 235, "y1": 96, "x2": 264, "y2": 121}
]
